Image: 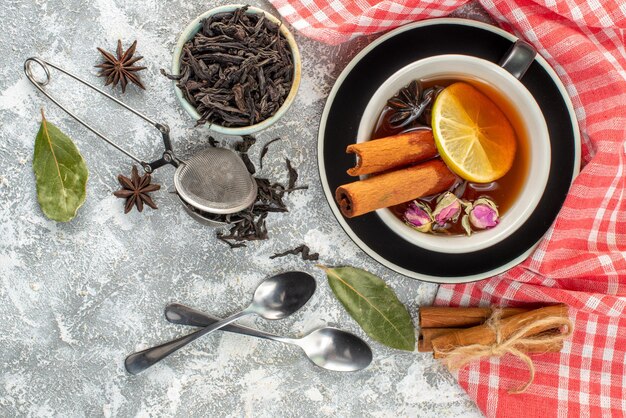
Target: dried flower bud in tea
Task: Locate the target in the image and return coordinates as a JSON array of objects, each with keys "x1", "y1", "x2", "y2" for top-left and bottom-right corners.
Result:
[
  {"x1": 469, "y1": 197, "x2": 500, "y2": 229},
  {"x1": 433, "y1": 192, "x2": 462, "y2": 226},
  {"x1": 404, "y1": 200, "x2": 433, "y2": 232}
]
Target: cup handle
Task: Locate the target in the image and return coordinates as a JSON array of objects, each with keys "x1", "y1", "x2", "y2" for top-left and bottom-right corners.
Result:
[{"x1": 498, "y1": 40, "x2": 537, "y2": 80}]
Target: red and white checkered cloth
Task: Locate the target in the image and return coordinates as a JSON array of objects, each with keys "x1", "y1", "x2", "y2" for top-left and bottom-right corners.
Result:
[{"x1": 269, "y1": 0, "x2": 626, "y2": 416}]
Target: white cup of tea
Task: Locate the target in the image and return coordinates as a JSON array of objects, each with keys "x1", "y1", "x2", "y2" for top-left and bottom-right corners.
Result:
[{"x1": 357, "y1": 42, "x2": 551, "y2": 254}]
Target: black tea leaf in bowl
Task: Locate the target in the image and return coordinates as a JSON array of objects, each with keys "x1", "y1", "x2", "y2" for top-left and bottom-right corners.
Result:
[{"x1": 168, "y1": 5, "x2": 302, "y2": 135}]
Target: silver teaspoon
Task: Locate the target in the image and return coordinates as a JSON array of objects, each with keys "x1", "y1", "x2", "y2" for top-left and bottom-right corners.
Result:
[
  {"x1": 125, "y1": 271, "x2": 316, "y2": 375},
  {"x1": 165, "y1": 303, "x2": 373, "y2": 372}
]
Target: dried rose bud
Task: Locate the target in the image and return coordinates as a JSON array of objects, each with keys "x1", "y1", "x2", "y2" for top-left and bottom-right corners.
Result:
[
  {"x1": 404, "y1": 200, "x2": 433, "y2": 232},
  {"x1": 469, "y1": 197, "x2": 500, "y2": 229},
  {"x1": 432, "y1": 192, "x2": 461, "y2": 225}
]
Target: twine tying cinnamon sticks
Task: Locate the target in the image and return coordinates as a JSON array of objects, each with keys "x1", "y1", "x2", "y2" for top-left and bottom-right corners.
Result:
[{"x1": 433, "y1": 307, "x2": 573, "y2": 394}]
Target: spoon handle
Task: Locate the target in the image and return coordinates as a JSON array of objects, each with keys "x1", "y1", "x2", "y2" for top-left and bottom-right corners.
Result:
[
  {"x1": 125, "y1": 310, "x2": 249, "y2": 375},
  {"x1": 165, "y1": 303, "x2": 286, "y2": 342}
]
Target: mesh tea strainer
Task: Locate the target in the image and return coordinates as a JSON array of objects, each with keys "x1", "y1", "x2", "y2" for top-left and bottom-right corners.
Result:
[{"x1": 24, "y1": 58, "x2": 257, "y2": 220}]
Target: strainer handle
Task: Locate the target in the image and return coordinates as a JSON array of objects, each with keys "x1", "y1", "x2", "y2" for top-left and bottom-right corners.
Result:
[{"x1": 24, "y1": 57, "x2": 176, "y2": 173}]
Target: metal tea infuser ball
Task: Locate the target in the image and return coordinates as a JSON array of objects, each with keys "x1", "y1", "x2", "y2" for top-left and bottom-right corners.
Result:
[{"x1": 24, "y1": 57, "x2": 258, "y2": 220}]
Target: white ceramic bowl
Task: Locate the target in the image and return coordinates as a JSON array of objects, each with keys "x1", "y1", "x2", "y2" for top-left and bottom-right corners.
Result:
[
  {"x1": 171, "y1": 4, "x2": 302, "y2": 135},
  {"x1": 357, "y1": 55, "x2": 551, "y2": 253}
]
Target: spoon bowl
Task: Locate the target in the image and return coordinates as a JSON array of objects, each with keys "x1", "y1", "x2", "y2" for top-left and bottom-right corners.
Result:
[
  {"x1": 251, "y1": 271, "x2": 317, "y2": 319},
  {"x1": 299, "y1": 328, "x2": 373, "y2": 372}
]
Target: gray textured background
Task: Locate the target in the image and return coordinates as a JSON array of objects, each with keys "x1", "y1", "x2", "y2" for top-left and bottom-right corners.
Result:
[{"x1": 0, "y1": 1, "x2": 486, "y2": 416}]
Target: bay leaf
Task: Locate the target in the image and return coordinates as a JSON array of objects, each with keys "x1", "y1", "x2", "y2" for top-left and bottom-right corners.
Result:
[
  {"x1": 33, "y1": 110, "x2": 88, "y2": 222},
  {"x1": 320, "y1": 265, "x2": 416, "y2": 351}
]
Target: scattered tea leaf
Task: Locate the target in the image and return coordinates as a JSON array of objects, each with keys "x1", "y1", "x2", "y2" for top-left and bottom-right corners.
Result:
[
  {"x1": 217, "y1": 235, "x2": 247, "y2": 249},
  {"x1": 214, "y1": 136, "x2": 308, "y2": 248},
  {"x1": 259, "y1": 137, "x2": 282, "y2": 169},
  {"x1": 235, "y1": 135, "x2": 256, "y2": 153},
  {"x1": 286, "y1": 158, "x2": 297, "y2": 190},
  {"x1": 281, "y1": 158, "x2": 308, "y2": 194},
  {"x1": 208, "y1": 136, "x2": 219, "y2": 147},
  {"x1": 33, "y1": 110, "x2": 89, "y2": 222},
  {"x1": 319, "y1": 265, "x2": 416, "y2": 351},
  {"x1": 160, "y1": 68, "x2": 179, "y2": 80},
  {"x1": 240, "y1": 153, "x2": 256, "y2": 175},
  {"x1": 270, "y1": 245, "x2": 319, "y2": 261}
]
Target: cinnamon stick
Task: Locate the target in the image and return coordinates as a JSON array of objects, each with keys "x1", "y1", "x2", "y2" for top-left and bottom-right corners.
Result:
[
  {"x1": 418, "y1": 328, "x2": 461, "y2": 352},
  {"x1": 419, "y1": 307, "x2": 529, "y2": 328},
  {"x1": 347, "y1": 130, "x2": 437, "y2": 176},
  {"x1": 430, "y1": 304, "x2": 569, "y2": 354},
  {"x1": 335, "y1": 159, "x2": 456, "y2": 218},
  {"x1": 418, "y1": 327, "x2": 563, "y2": 356}
]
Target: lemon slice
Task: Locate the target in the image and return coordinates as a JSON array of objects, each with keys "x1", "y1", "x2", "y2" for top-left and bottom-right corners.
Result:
[{"x1": 431, "y1": 82, "x2": 517, "y2": 183}]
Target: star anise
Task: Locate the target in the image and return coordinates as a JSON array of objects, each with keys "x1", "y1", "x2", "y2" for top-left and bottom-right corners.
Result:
[
  {"x1": 114, "y1": 166, "x2": 160, "y2": 213},
  {"x1": 386, "y1": 80, "x2": 441, "y2": 129},
  {"x1": 96, "y1": 40, "x2": 146, "y2": 93}
]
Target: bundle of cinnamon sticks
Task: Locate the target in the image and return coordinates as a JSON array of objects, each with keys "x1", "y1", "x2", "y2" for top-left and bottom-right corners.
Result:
[
  {"x1": 335, "y1": 130, "x2": 456, "y2": 218},
  {"x1": 418, "y1": 304, "x2": 570, "y2": 358}
]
